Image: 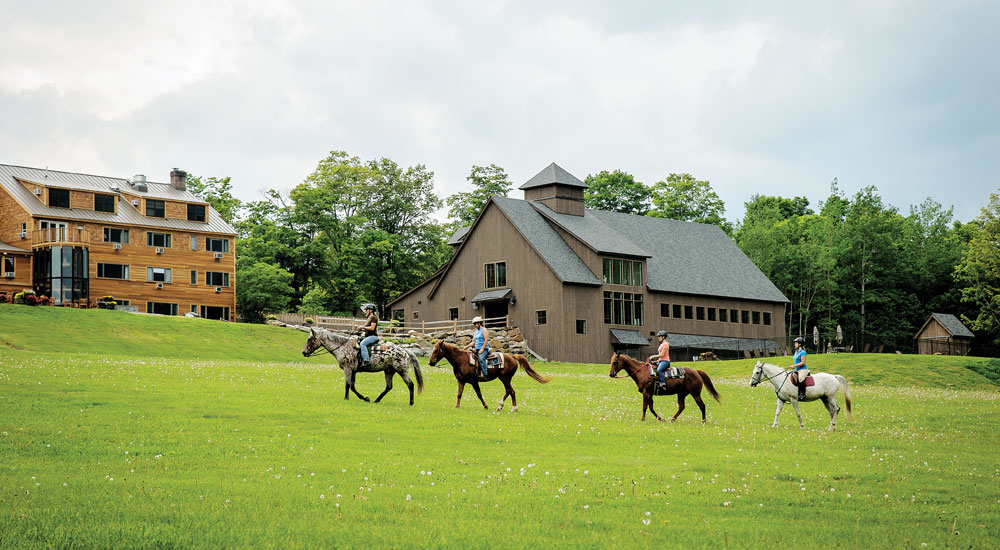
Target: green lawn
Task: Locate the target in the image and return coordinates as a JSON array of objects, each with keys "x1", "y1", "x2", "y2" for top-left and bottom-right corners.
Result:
[{"x1": 1, "y1": 306, "x2": 998, "y2": 549}]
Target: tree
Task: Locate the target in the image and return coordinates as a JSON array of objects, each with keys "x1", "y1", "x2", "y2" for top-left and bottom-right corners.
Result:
[
  {"x1": 446, "y1": 164, "x2": 512, "y2": 226},
  {"x1": 648, "y1": 173, "x2": 733, "y2": 234},
  {"x1": 186, "y1": 174, "x2": 243, "y2": 224},
  {"x1": 583, "y1": 170, "x2": 651, "y2": 214},
  {"x1": 236, "y1": 262, "x2": 294, "y2": 324},
  {"x1": 954, "y1": 190, "x2": 1000, "y2": 344}
]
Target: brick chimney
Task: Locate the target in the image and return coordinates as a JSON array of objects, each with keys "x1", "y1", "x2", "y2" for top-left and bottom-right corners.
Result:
[{"x1": 170, "y1": 168, "x2": 187, "y2": 191}]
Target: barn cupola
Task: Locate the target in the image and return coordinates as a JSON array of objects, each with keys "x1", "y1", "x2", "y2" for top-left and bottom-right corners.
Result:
[{"x1": 519, "y1": 162, "x2": 587, "y2": 216}]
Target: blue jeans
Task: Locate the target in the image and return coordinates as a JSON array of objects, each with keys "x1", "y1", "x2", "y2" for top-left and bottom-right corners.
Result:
[
  {"x1": 656, "y1": 361, "x2": 672, "y2": 385},
  {"x1": 360, "y1": 335, "x2": 379, "y2": 362},
  {"x1": 477, "y1": 347, "x2": 490, "y2": 376}
]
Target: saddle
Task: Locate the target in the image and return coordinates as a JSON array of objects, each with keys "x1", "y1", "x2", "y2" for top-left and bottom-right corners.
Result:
[
  {"x1": 353, "y1": 339, "x2": 392, "y2": 352},
  {"x1": 789, "y1": 373, "x2": 815, "y2": 387},
  {"x1": 647, "y1": 363, "x2": 685, "y2": 379},
  {"x1": 470, "y1": 351, "x2": 504, "y2": 368}
]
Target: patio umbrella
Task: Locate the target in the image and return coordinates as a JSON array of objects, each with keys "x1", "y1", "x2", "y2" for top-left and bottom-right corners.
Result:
[
  {"x1": 836, "y1": 324, "x2": 843, "y2": 345},
  {"x1": 812, "y1": 325, "x2": 819, "y2": 346}
]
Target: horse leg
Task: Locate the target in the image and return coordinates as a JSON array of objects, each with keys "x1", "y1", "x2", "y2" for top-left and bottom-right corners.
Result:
[
  {"x1": 496, "y1": 380, "x2": 510, "y2": 412},
  {"x1": 821, "y1": 395, "x2": 838, "y2": 431},
  {"x1": 647, "y1": 395, "x2": 665, "y2": 422},
  {"x1": 692, "y1": 392, "x2": 708, "y2": 425},
  {"x1": 398, "y1": 370, "x2": 416, "y2": 406},
  {"x1": 772, "y1": 399, "x2": 785, "y2": 427},
  {"x1": 344, "y1": 368, "x2": 353, "y2": 400},
  {"x1": 790, "y1": 400, "x2": 804, "y2": 428},
  {"x1": 507, "y1": 378, "x2": 518, "y2": 412},
  {"x1": 455, "y1": 380, "x2": 465, "y2": 408},
  {"x1": 470, "y1": 380, "x2": 488, "y2": 409},
  {"x1": 373, "y1": 370, "x2": 393, "y2": 403},
  {"x1": 670, "y1": 394, "x2": 686, "y2": 422},
  {"x1": 349, "y1": 371, "x2": 370, "y2": 402},
  {"x1": 641, "y1": 394, "x2": 649, "y2": 421}
]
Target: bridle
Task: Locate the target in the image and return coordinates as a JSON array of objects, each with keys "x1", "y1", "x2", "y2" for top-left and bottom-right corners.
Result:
[
  {"x1": 751, "y1": 364, "x2": 794, "y2": 400},
  {"x1": 609, "y1": 356, "x2": 645, "y2": 379},
  {"x1": 305, "y1": 333, "x2": 353, "y2": 357}
]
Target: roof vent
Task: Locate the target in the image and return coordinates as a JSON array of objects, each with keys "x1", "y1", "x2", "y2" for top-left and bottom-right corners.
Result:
[{"x1": 132, "y1": 174, "x2": 148, "y2": 192}]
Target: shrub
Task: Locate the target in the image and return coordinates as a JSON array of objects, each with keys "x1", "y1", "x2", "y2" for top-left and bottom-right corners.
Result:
[
  {"x1": 0, "y1": 293, "x2": 7, "y2": 303},
  {"x1": 266, "y1": 314, "x2": 278, "y2": 320},
  {"x1": 304, "y1": 317, "x2": 315, "y2": 325},
  {"x1": 13, "y1": 289, "x2": 36, "y2": 305}
]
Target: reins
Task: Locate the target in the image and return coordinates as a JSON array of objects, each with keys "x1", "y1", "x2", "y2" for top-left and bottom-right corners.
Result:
[
  {"x1": 753, "y1": 365, "x2": 794, "y2": 400},
  {"x1": 306, "y1": 333, "x2": 354, "y2": 357}
]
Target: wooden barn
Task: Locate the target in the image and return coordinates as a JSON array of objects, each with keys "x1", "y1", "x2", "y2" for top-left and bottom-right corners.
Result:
[
  {"x1": 914, "y1": 313, "x2": 974, "y2": 355},
  {"x1": 387, "y1": 163, "x2": 789, "y2": 364},
  {"x1": 0, "y1": 163, "x2": 236, "y2": 320}
]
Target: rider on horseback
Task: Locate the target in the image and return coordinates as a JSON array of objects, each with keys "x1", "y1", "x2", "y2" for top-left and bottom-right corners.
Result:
[
  {"x1": 792, "y1": 336, "x2": 809, "y2": 400},
  {"x1": 648, "y1": 330, "x2": 671, "y2": 390},
  {"x1": 356, "y1": 303, "x2": 379, "y2": 368},
  {"x1": 465, "y1": 316, "x2": 490, "y2": 381}
]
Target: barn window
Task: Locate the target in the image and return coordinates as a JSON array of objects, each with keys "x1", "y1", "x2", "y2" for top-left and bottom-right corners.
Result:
[
  {"x1": 392, "y1": 309, "x2": 404, "y2": 322},
  {"x1": 730, "y1": 309, "x2": 739, "y2": 323},
  {"x1": 485, "y1": 261, "x2": 507, "y2": 288},
  {"x1": 684, "y1": 305, "x2": 693, "y2": 320},
  {"x1": 412, "y1": 311, "x2": 419, "y2": 320},
  {"x1": 719, "y1": 308, "x2": 728, "y2": 322},
  {"x1": 603, "y1": 292, "x2": 642, "y2": 326},
  {"x1": 449, "y1": 307, "x2": 458, "y2": 320},
  {"x1": 741, "y1": 310, "x2": 750, "y2": 324},
  {"x1": 763, "y1": 312, "x2": 772, "y2": 326},
  {"x1": 707, "y1": 308, "x2": 716, "y2": 321},
  {"x1": 536, "y1": 310, "x2": 547, "y2": 325},
  {"x1": 696, "y1": 306, "x2": 705, "y2": 320},
  {"x1": 752, "y1": 311, "x2": 761, "y2": 325},
  {"x1": 602, "y1": 258, "x2": 642, "y2": 286},
  {"x1": 576, "y1": 320, "x2": 587, "y2": 334},
  {"x1": 661, "y1": 303, "x2": 669, "y2": 318},
  {"x1": 673, "y1": 304, "x2": 682, "y2": 318}
]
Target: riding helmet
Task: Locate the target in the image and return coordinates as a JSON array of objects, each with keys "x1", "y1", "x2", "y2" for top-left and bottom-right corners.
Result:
[
  {"x1": 472, "y1": 316, "x2": 484, "y2": 325},
  {"x1": 793, "y1": 336, "x2": 805, "y2": 345},
  {"x1": 656, "y1": 330, "x2": 669, "y2": 338},
  {"x1": 362, "y1": 303, "x2": 375, "y2": 312}
]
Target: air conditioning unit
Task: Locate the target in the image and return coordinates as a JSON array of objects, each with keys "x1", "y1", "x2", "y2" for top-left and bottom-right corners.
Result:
[
  {"x1": 131, "y1": 200, "x2": 139, "y2": 206},
  {"x1": 213, "y1": 252, "x2": 224, "y2": 259},
  {"x1": 215, "y1": 287, "x2": 223, "y2": 293},
  {"x1": 33, "y1": 188, "x2": 42, "y2": 195},
  {"x1": 113, "y1": 243, "x2": 122, "y2": 250},
  {"x1": 156, "y1": 283, "x2": 163, "y2": 289},
  {"x1": 19, "y1": 231, "x2": 26, "y2": 238},
  {"x1": 3, "y1": 272, "x2": 14, "y2": 278},
  {"x1": 155, "y1": 247, "x2": 164, "y2": 254}
]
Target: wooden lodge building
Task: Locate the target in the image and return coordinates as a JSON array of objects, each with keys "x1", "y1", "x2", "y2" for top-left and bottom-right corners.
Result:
[
  {"x1": 0, "y1": 163, "x2": 236, "y2": 320},
  {"x1": 387, "y1": 163, "x2": 789, "y2": 364}
]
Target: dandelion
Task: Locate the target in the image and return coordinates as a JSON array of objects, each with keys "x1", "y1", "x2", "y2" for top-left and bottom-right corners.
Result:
[
  {"x1": 406, "y1": 494, "x2": 412, "y2": 501},
  {"x1": 320, "y1": 494, "x2": 325, "y2": 499},
  {"x1": 642, "y1": 519, "x2": 651, "y2": 525}
]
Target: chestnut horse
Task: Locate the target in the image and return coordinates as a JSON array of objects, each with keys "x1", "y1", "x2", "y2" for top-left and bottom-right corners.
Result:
[
  {"x1": 428, "y1": 340, "x2": 550, "y2": 410},
  {"x1": 609, "y1": 352, "x2": 721, "y2": 423}
]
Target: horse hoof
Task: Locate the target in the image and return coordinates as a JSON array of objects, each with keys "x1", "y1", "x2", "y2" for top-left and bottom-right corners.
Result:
[{"x1": 512, "y1": 406, "x2": 518, "y2": 412}]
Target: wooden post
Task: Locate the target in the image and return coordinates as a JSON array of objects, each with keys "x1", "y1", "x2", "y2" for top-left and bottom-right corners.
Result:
[{"x1": 505, "y1": 314, "x2": 510, "y2": 328}]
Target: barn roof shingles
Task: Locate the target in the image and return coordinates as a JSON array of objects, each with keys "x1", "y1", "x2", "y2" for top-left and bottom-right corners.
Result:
[{"x1": 931, "y1": 313, "x2": 975, "y2": 338}]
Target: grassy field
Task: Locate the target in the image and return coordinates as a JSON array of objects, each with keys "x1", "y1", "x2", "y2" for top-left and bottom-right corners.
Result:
[{"x1": 1, "y1": 305, "x2": 999, "y2": 549}]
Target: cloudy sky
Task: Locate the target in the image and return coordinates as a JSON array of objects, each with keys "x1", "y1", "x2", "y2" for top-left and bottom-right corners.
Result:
[{"x1": 1, "y1": 1, "x2": 997, "y2": 224}]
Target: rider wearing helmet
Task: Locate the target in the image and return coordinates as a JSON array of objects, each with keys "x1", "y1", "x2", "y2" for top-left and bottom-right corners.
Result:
[
  {"x1": 355, "y1": 303, "x2": 379, "y2": 368},
  {"x1": 791, "y1": 336, "x2": 809, "y2": 400},
  {"x1": 465, "y1": 316, "x2": 490, "y2": 380},
  {"x1": 648, "y1": 330, "x2": 671, "y2": 389}
]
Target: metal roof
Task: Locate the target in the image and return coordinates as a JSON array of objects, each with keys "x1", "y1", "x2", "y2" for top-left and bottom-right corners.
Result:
[
  {"x1": 610, "y1": 329, "x2": 650, "y2": 346},
  {"x1": 0, "y1": 241, "x2": 31, "y2": 253},
  {"x1": 0, "y1": 163, "x2": 236, "y2": 235},
  {"x1": 518, "y1": 162, "x2": 588, "y2": 190},
  {"x1": 668, "y1": 333, "x2": 779, "y2": 352},
  {"x1": 930, "y1": 313, "x2": 975, "y2": 338},
  {"x1": 471, "y1": 288, "x2": 511, "y2": 302}
]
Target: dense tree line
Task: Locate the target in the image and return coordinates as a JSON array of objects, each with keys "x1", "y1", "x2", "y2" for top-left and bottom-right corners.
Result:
[{"x1": 190, "y1": 156, "x2": 999, "y2": 354}]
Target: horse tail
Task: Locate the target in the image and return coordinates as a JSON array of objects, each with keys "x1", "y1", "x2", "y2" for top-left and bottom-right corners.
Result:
[
  {"x1": 515, "y1": 355, "x2": 550, "y2": 384},
  {"x1": 837, "y1": 375, "x2": 852, "y2": 420},
  {"x1": 409, "y1": 351, "x2": 424, "y2": 394},
  {"x1": 699, "y1": 370, "x2": 722, "y2": 403}
]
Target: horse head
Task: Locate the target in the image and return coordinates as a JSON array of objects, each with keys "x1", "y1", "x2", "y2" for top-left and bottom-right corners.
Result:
[
  {"x1": 302, "y1": 327, "x2": 322, "y2": 357},
  {"x1": 609, "y1": 352, "x2": 625, "y2": 378},
  {"x1": 428, "y1": 340, "x2": 447, "y2": 366},
  {"x1": 749, "y1": 360, "x2": 763, "y2": 386}
]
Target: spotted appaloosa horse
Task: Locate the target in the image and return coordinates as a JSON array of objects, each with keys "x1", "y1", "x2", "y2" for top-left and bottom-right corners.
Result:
[
  {"x1": 428, "y1": 340, "x2": 550, "y2": 411},
  {"x1": 302, "y1": 327, "x2": 423, "y2": 405},
  {"x1": 609, "y1": 352, "x2": 721, "y2": 423},
  {"x1": 750, "y1": 360, "x2": 852, "y2": 430}
]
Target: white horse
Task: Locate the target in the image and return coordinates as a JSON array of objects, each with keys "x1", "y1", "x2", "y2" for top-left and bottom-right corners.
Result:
[{"x1": 750, "y1": 361, "x2": 853, "y2": 431}]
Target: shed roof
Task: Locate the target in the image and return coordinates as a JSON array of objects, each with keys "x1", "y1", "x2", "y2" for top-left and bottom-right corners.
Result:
[
  {"x1": 446, "y1": 226, "x2": 470, "y2": 245},
  {"x1": 471, "y1": 288, "x2": 511, "y2": 303},
  {"x1": 0, "y1": 241, "x2": 31, "y2": 253},
  {"x1": 0, "y1": 163, "x2": 236, "y2": 235},
  {"x1": 518, "y1": 162, "x2": 588, "y2": 190},
  {"x1": 917, "y1": 313, "x2": 975, "y2": 338},
  {"x1": 610, "y1": 329, "x2": 650, "y2": 346}
]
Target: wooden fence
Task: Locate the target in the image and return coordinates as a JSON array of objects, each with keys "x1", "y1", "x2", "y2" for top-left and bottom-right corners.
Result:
[{"x1": 275, "y1": 313, "x2": 511, "y2": 334}]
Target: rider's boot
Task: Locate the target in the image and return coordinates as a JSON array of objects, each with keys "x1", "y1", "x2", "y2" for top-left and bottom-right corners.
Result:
[
  {"x1": 797, "y1": 381, "x2": 806, "y2": 400},
  {"x1": 479, "y1": 370, "x2": 488, "y2": 381}
]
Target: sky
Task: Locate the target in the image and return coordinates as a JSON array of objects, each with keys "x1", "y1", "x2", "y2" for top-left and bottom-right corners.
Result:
[{"x1": 1, "y1": 0, "x2": 997, "y2": 225}]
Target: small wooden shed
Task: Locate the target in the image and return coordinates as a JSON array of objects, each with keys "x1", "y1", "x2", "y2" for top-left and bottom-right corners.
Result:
[{"x1": 914, "y1": 313, "x2": 973, "y2": 355}]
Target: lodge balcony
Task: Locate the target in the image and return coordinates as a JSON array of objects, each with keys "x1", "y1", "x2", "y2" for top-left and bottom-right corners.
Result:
[{"x1": 31, "y1": 228, "x2": 91, "y2": 249}]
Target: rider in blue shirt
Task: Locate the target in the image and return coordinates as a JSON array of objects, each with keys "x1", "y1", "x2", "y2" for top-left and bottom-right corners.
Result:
[
  {"x1": 466, "y1": 316, "x2": 489, "y2": 381},
  {"x1": 791, "y1": 336, "x2": 809, "y2": 400}
]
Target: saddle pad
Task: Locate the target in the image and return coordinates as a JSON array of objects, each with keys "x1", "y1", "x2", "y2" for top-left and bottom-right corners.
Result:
[
  {"x1": 469, "y1": 353, "x2": 503, "y2": 368},
  {"x1": 665, "y1": 366, "x2": 685, "y2": 379},
  {"x1": 789, "y1": 373, "x2": 815, "y2": 386}
]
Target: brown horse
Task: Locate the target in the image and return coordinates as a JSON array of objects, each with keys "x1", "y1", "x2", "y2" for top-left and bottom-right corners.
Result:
[
  {"x1": 609, "y1": 352, "x2": 721, "y2": 423},
  {"x1": 428, "y1": 340, "x2": 550, "y2": 410}
]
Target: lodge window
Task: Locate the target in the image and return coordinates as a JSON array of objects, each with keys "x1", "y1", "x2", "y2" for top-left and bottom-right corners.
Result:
[
  {"x1": 660, "y1": 303, "x2": 669, "y2": 318},
  {"x1": 708, "y1": 308, "x2": 716, "y2": 321},
  {"x1": 147, "y1": 267, "x2": 172, "y2": 283},
  {"x1": 392, "y1": 309, "x2": 405, "y2": 322},
  {"x1": 741, "y1": 310, "x2": 750, "y2": 324},
  {"x1": 449, "y1": 307, "x2": 459, "y2": 320},
  {"x1": 752, "y1": 311, "x2": 761, "y2": 325},
  {"x1": 576, "y1": 320, "x2": 587, "y2": 334},
  {"x1": 672, "y1": 304, "x2": 682, "y2": 318},
  {"x1": 536, "y1": 310, "x2": 547, "y2": 325},
  {"x1": 730, "y1": 309, "x2": 739, "y2": 323},
  {"x1": 602, "y1": 258, "x2": 643, "y2": 286},
  {"x1": 187, "y1": 203, "x2": 206, "y2": 222},
  {"x1": 485, "y1": 261, "x2": 507, "y2": 289},
  {"x1": 412, "y1": 311, "x2": 419, "y2": 320},
  {"x1": 206, "y1": 272, "x2": 229, "y2": 287},
  {"x1": 49, "y1": 188, "x2": 70, "y2": 208},
  {"x1": 146, "y1": 199, "x2": 165, "y2": 218},
  {"x1": 104, "y1": 227, "x2": 129, "y2": 244},
  {"x1": 97, "y1": 263, "x2": 129, "y2": 279},
  {"x1": 763, "y1": 312, "x2": 772, "y2": 326},
  {"x1": 684, "y1": 305, "x2": 693, "y2": 320},
  {"x1": 200, "y1": 306, "x2": 230, "y2": 321},
  {"x1": 147, "y1": 232, "x2": 171, "y2": 248},
  {"x1": 206, "y1": 238, "x2": 229, "y2": 253},
  {"x1": 603, "y1": 291, "x2": 643, "y2": 326},
  {"x1": 3, "y1": 257, "x2": 14, "y2": 275},
  {"x1": 696, "y1": 306, "x2": 705, "y2": 321},
  {"x1": 20, "y1": 222, "x2": 27, "y2": 236},
  {"x1": 190, "y1": 236, "x2": 198, "y2": 251},
  {"x1": 719, "y1": 308, "x2": 728, "y2": 322},
  {"x1": 147, "y1": 302, "x2": 178, "y2": 316},
  {"x1": 191, "y1": 270, "x2": 197, "y2": 284},
  {"x1": 94, "y1": 194, "x2": 116, "y2": 213}
]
